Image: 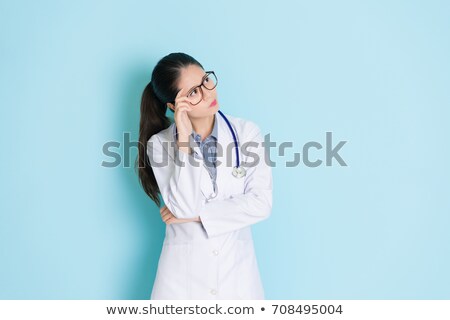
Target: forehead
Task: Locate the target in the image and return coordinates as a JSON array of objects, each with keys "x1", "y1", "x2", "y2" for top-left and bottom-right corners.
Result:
[{"x1": 177, "y1": 65, "x2": 206, "y2": 94}]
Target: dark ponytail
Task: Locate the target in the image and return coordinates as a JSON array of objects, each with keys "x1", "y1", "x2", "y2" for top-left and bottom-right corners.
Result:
[{"x1": 135, "y1": 52, "x2": 204, "y2": 207}]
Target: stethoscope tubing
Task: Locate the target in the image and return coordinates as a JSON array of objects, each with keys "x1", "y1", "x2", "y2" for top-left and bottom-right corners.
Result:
[{"x1": 218, "y1": 110, "x2": 240, "y2": 168}]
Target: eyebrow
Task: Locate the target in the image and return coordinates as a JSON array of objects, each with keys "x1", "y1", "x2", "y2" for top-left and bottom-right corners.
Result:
[{"x1": 186, "y1": 73, "x2": 208, "y2": 94}]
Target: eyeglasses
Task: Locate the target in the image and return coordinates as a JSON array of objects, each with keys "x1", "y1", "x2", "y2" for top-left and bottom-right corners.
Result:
[{"x1": 172, "y1": 71, "x2": 218, "y2": 106}]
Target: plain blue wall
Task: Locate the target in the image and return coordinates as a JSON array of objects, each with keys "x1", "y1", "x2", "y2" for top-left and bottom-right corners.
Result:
[{"x1": 1, "y1": 0, "x2": 449, "y2": 299}]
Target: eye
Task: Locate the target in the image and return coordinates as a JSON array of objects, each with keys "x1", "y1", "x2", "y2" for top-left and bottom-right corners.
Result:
[
  {"x1": 188, "y1": 88, "x2": 198, "y2": 97},
  {"x1": 204, "y1": 75, "x2": 210, "y2": 83}
]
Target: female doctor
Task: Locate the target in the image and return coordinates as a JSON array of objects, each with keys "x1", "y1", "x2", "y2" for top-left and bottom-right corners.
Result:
[{"x1": 137, "y1": 52, "x2": 273, "y2": 300}]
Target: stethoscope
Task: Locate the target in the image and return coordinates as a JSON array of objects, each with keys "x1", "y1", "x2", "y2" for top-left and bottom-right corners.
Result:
[{"x1": 175, "y1": 109, "x2": 246, "y2": 183}]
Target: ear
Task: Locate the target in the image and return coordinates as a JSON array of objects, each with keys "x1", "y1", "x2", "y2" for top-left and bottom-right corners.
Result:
[{"x1": 166, "y1": 102, "x2": 175, "y2": 112}]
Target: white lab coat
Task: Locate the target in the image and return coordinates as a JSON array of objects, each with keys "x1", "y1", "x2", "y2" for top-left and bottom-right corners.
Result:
[{"x1": 146, "y1": 112, "x2": 273, "y2": 300}]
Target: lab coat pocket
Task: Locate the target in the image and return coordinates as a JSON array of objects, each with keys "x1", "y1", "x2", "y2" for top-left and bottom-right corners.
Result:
[
  {"x1": 235, "y1": 240, "x2": 265, "y2": 299},
  {"x1": 153, "y1": 242, "x2": 191, "y2": 299}
]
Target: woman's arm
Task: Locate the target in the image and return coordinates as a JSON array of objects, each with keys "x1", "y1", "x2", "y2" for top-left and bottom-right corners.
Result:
[
  {"x1": 147, "y1": 133, "x2": 206, "y2": 219},
  {"x1": 197, "y1": 123, "x2": 273, "y2": 238},
  {"x1": 148, "y1": 121, "x2": 273, "y2": 234},
  {"x1": 159, "y1": 204, "x2": 200, "y2": 224}
]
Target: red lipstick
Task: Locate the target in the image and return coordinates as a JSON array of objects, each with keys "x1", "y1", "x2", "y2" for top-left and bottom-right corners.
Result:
[{"x1": 209, "y1": 99, "x2": 217, "y2": 107}]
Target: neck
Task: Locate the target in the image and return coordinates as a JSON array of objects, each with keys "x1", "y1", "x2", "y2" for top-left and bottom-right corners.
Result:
[{"x1": 191, "y1": 114, "x2": 215, "y2": 141}]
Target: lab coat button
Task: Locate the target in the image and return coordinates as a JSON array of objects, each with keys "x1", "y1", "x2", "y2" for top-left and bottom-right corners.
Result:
[
  {"x1": 212, "y1": 250, "x2": 219, "y2": 256},
  {"x1": 210, "y1": 289, "x2": 217, "y2": 295}
]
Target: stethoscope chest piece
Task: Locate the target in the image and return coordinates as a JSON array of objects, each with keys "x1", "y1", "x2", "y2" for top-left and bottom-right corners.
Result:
[{"x1": 232, "y1": 166, "x2": 246, "y2": 178}]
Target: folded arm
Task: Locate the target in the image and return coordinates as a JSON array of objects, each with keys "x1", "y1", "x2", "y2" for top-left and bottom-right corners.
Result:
[
  {"x1": 147, "y1": 122, "x2": 273, "y2": 236},
  {"x1": 197, "y1": 123, "x2": 273, "y2": 238}
]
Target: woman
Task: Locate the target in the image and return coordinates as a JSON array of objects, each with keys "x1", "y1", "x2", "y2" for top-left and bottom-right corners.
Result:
[{"x1": 137, "y1": 52, "x2": 273, "y2": 300}]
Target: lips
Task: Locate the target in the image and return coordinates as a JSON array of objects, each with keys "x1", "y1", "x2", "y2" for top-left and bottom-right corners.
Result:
[{"x1": 209, "y1": 99, "x2": 217, "y2": 107}]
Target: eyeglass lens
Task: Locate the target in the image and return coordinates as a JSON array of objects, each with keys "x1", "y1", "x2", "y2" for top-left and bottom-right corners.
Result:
[{"x1": 186, "y1": 72, "x2": 218, "y2": 105}]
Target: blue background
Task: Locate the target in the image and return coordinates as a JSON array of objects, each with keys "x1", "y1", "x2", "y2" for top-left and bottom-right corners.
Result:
[{"x1": 1, "y1": 0, "x2": 449, "y2": 299}]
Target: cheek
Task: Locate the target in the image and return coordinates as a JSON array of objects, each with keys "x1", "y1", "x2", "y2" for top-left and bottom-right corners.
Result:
[
  {"x1": 189, "y1": 107, "x2": 205, "y2": 117},
  {"x1": 194, "y1": 101, "x2": 211, "y2": 111}
]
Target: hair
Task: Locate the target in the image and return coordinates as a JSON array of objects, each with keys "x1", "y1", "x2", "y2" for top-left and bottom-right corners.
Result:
[{"x1": 135, "y1": 52, "x2": 204, "y2": 207}]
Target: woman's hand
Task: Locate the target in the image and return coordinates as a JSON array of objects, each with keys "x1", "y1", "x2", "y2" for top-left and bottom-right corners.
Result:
[
  {"x1": 173, "y1": 88, "x2": 193, "y2": 138},
  {"x1": 160, "y1": 204, "x2": 200, "y2": 224}
]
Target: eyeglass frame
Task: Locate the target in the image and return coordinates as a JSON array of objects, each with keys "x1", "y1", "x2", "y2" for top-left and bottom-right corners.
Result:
[{"x1": 169, "y1": 70, "x2": 218, "y2": 106}]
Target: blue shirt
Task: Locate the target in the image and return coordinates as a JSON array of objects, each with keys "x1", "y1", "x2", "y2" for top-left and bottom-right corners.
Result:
[{"x1": 173, "y1": 113, "x2": 218, "y2": 185}]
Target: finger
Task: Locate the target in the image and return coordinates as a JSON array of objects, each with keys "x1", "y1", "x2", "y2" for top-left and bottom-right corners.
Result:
[
  {"x1": 165, "y1": 217, "x2": 174, "y2": 225},
  {"x1": 160, "y1": 206, "x2": 169, "y2": 216},
  {"x1": 175, "y1": 88, "x2": 185, "y2": 99},
  {"x1": 176, "y1": 106, "x2": 193, "y2": 115},
  {"x1": 162, "y1": 213, "x2": 173, "y2": 223},
  {"x1": 168, "y1": 215, "x2": 181, "y2": 224},
  {"x1": 162, "y1": 212, "x2": 173, "y2": 222},
  {"x1": 161, "y1": 212, "x2": 169, "y2": 221},
  {"x1": 175, "y1": 94, "x2": 190, "y2": 103},
  {"x1": 162, "y1": 209, "x2": 174, "y2": 218},
  {"x1": 174, "y1": 102, "x2": 192, "y2": 112},
  {"x1": 161, "y1": 210, "x2": 172, "y2": 220}
]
